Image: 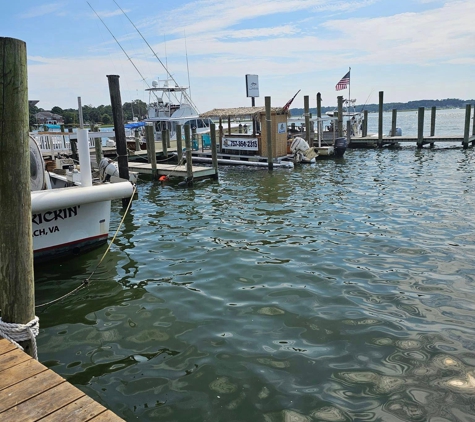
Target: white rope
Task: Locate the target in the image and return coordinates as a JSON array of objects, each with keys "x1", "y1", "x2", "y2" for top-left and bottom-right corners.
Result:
[{"x1": 0, "y1": 316, "x2": 39, "y2": 360}]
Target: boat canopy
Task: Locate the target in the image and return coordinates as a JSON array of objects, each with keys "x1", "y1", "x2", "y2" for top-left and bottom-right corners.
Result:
[{"x1": 125, "y1": 122, "x2": 146, "y2": 129}]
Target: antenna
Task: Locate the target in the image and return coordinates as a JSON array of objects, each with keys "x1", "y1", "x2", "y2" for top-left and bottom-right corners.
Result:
[
  {"x1": 184, "y1": 30, "x2": 192, "y2": 102},
  {"x1": 112, "y1": 0, "x2": 200, "y2": 113}
]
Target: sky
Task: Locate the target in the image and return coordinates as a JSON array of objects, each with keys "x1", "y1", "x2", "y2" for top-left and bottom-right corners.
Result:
[{"x1": 1, "y1": 0, "x2": 474, "y2": 113}]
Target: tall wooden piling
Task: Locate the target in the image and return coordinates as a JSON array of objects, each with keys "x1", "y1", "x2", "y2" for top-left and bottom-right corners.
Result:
[
  {"x1": 210, "y1": 123, "x2": 218, "y2": 180},
  {"x1": 107, "y1": 75, "x2": 130, "y2": 208},
  {"x1": 472, "y1": 104, "x2": 475, "y2": 138},
  {"x1": 145, "y1": 123, "x2": 157, "y2": 178},
  {"x1": 316, "y1": 92, "x2": 322, "y2": 118},
  {"x1": 184, "y1": 124, "x2": 193, "y2": 185},
  {"x1": 161, "y1": 129, "x2": 168, "y2": 158},
  {"x1": 463, "y1": 104, "x2": 471, "y2": 149},
  {"x1": 417, "y1": 107, "x2": 425, "y2": 148},
  {"x1": 391, "y1": 109, "x2": 397, "y2": 136},
  {"x1": 0, "y1": 37, "x2": 36, "y2": 357},
  {"x1": 176, "y1": 124, "x2": 183, "y2": 164},
  {"x1": 430, "y1": 107, "x2": 436, "y2": 137},
  {"x1": 378, "y1": 91, "x2": 383, "y2": 147},
  {"x1": 362, "y1": 110, "x2": 368, "y2": 137},
  {"x1": 304, "y1": 95, "x2": 310, "y2": 144},
  {"x1": 265, "y1": 96, "x2": 273, "y2": 170},
  {"x1": 337, "y1": 96, "x2": 343, "y2": 136},
  {"x1": 94, "y1": 138, "x2": 102, "y2": 169}
]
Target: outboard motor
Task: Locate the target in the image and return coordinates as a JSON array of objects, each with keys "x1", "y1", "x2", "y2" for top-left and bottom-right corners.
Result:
[
  {"x1": 99, "y1": 158, "x2": 120, "y2": 182},
  {"x1": 290, "y1": 137, "x2": 318, "y2": 163},
  {"x1": 334, "y1": 137, "x2": 347, "y2": 158}
]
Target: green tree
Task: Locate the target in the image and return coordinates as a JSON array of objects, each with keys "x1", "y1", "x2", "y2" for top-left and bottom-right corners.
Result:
[{"x1": 51, "y1": 106, "x2": 63, "y2": 115}]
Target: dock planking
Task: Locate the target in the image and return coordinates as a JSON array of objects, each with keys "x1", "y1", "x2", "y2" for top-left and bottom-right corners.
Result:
[
  {"x1": 0, "y1": 338, "x2": 124, "y2": 422},
  {"x1": 128, "y1": 161, "x2": 217, "y2": 179},
  {"x1": 350, "y1": 134, "x2": 475, "y2": 147}
]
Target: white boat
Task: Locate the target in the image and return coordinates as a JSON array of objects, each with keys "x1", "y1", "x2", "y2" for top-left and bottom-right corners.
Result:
[
  {"x1": 30, "y1": 132, "x2": 134, "y2": 264},
  {"x1": 144, "y1": 79, "x2": 213, "y2": 145}
]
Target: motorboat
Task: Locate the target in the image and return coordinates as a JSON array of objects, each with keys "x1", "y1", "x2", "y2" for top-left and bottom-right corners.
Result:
[{"x1": 30, "y1": 131, "x2": 134, "y2": 264}]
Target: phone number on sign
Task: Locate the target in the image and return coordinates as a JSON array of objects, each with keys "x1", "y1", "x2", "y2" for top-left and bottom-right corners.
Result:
[{"x1": 223, "y1": 138, "x2": 258, "y2": 150}]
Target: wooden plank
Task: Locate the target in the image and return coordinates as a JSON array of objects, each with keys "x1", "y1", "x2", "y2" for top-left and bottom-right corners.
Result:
[
  {"x1": 0, "y1": 358, "x2": 48, "y2": 391},
  {"x1": 39, "y1": 395, "x2": 108, "y2": 422},
  {"x1": 0, "y1": 370, "x2": 64, "y2": 413},
  {"x1": 0, "y1": 381, "x2": 84, "y2": 422},
  {"x1": 0, "y1": 338, "x2": 17, "y2": 355},
  {"x1": 0, "y1": 348, "x2": 32, "y2": 373},
  {"x1": 90, "y1": 409, "x2": 125, "y2": 421}
]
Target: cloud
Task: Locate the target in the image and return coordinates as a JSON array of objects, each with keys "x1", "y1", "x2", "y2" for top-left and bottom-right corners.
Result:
[{"x1": 19, "y1": 3, "x2": 66, "y2": 19}]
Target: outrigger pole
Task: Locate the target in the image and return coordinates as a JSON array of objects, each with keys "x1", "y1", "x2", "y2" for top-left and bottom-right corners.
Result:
[
  {"x1": 348, "y1": 66, "x2": 351, "y2": 114},
  {"x1": 112, "y1": 0, "x2": 201, "y2": 114}
]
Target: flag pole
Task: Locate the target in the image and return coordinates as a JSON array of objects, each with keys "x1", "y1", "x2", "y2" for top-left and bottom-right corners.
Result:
[{"x1": 348, "y1": 66, "x2": 351, "y2": 114}]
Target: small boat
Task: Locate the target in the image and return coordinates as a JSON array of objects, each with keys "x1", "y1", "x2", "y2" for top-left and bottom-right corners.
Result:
[{"x1": 30, "y1": 132, "x2": 134, "y2": 264}]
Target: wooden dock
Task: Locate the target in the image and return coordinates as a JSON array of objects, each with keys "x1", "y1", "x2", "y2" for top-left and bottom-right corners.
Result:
[
  {"x1": 127, "y1": 161, "x2": 217, "y2": 179},
  {"x1": 350, "y1": 134, "x2": 475, "y2": 148},
  {"x1": 0, "y1": 338, "x2": 124, "y2": 421}
]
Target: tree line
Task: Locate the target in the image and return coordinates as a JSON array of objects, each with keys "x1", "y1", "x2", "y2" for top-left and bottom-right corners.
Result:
[{"x1": 29, "y1": 99, "x2": 148, "y2": 129}]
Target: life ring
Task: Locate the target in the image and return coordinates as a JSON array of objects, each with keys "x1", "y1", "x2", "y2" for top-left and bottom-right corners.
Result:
[{"x1": 30, "y1": 136, "x2": 45, "y2": 191}]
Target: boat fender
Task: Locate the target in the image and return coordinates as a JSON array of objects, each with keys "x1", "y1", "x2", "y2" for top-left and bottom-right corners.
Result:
[
  {"x1": 30, "y1": 136, "x2": 45, "y2": 191},
  {"x1": 159, "y1": 175, "x2": 169, "y2": 182}
]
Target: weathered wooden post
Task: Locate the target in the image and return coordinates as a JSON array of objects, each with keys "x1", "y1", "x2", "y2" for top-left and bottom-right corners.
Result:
[
  {"x1": 265, "y1": 96, "x2": 273, "y2": 170},
  {"x1": 346, "y1": 120, "x2": 351, "y2": 146},
  {"x1": 417, "y1": 107, "x2": 425, "y2": 149},
  {"x1": 0, "y1": 37, "x2": 37, "y2": 358},
  {"x1": 107, "y1": 74, "x2": 131, "y2": 208},
  {"x1": 94, "y1": 138, "x2": 102, "y2": 169},
  {"x1": 391, "y1": 109, "x2": 397, "y2": 136},
  {"x1": 316, "y1": 92, "x2": 322, "y2": 118},
  {"x1": 184, "y1": 124, "x2": 193, "y2": 186},
  {"x1": 210, "y1": 123, "x2": 219, "y2": 180},
  {"x1": 145, "y1": 123, "x2": 157, "y2": 178},
  {"x1": 472, "y1": 104, "x2": 475, "y2": 138},
  {"x1": 134, "y1": 129, "x2": 140, "y2": 151},
  {"x1": 363, "y1": 110, "x2": 368, "y2": 137},
  {"x1": 430, "y1": 107, "x2": 436, "y2": 137},
  {"x1": 161, "y1": 129, "x2": 168, "y2": 158},
  {"x1": 337, "y1": 96, "x2": 343, "y2": 136},
  {"x1": 378, "y1": 91, "x2": 383, "y2": 148},
  {"x1": 463, "y1": 104, "x2": 471, "y2": 149},
  {"x1": 176, "y1": 124, "x2": 183, "y2": 164},
  {"x1": 218, "y1": 117, "x2": 223, "y2": 153},
  {"x1": 304, "y1": 95, "x2": 310, "y2": 144}
]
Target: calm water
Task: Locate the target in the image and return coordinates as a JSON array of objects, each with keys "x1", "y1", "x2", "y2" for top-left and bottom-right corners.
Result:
[{"x1": 34, "y1": 109, "x2": 475, "y2": 421}]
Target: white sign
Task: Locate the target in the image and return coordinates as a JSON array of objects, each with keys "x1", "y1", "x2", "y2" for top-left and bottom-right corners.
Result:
[
  {"x1": 278, "y1": 122, "x2": 286, "y2": 134},
  {"x1": 245, "y1": 74, "x2": 259, "y2": 98},
  {"x1": 222, "y1": 137, "x2": 258, "y2": 151}
]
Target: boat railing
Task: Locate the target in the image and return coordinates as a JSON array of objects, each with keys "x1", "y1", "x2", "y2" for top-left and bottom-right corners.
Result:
[{"x1": 32, "y1": 132, "x2": 109, "y2": 155}]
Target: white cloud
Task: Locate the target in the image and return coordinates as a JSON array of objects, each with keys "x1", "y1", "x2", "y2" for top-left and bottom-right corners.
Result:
[{"x1": 19, "y1": 3, "x2": 66, "y2": 19}]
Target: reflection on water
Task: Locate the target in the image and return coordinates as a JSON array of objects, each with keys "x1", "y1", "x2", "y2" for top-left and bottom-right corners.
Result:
[{"x1": 35, "y1": 115, "x2": 475, "y2": 421}]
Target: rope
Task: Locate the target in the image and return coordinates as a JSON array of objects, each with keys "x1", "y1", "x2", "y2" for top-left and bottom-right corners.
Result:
[
  {"x1": 36, "y1": 183, "x2": 137, "y2": 309},
  {"x1": 0, "y1": 316, "x2": 40, "y2": 360}
]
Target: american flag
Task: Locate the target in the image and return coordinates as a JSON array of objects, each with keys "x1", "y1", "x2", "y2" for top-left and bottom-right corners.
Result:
[{"x1": 335, "y1": 71, "x2": 350, "y2": 91}]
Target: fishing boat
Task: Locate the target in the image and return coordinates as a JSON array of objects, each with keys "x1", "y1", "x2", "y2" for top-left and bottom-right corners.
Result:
[{"x1": 30, "y1": 131, "x2": 134, "y2": 264}]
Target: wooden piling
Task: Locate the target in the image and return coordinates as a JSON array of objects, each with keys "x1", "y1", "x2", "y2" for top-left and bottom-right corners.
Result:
[
  {"x1": 304, "y1": 95, "x2": 310, "y2": 144},
  {"x1": 94, "y1": 139, "x2": 102, "y2": 169},
  {"x1": 472, "y1": 104, "x2": 475, "y2": 137},
  {"x1": 337, "y1": 96, "x2": 343, "y2": 137},
  {"x1": 0, "y1": 37, "x2": 36, "y2": 357},
  {"x1": 184, "y1": 124, "x2": 193, "y2": 185},
  {"x1": 363, "y1": 110, "x2": 368, "y2": 137},
  {"x1": 145, "y1": 123, "x2": 157, "y2": 178},
  {"x1": 176, "y1": 125, "x2": 183, "y2": 164},
  {"x1": 210, "y1": 123, "x2": 218, "y2": 180},
  {"x1": 391, "y1": 109, "x2": 397, "y2": 136},
  {"x1": 134, "y1": 129, "x2": 140, "y2": 152},
  {"x1": 378, "y1": 91, "x2": 383, "y2": 147},
  {"x1": 430, "y1": 106, "x2": 436, "y2": 137},
  {"x1": 316, "y1": 92, "x2": 322, "y2": 118},
  {"x1": 463, "y1": 104, "x2": 471, "y2": 149},
  {"x1": 416, "y1": 107, "x2": 425, "y2": 148},
  {"x1": 161, "y1": 129, "x2": 168, "y2": 158},
  {"x1": 107, "y1": 75, "x2": 130, "y2": 208},
  {"x1": 265, "y1": 96, "x2": 273, "y2": 170},
  {"x1": 218, "y1": 118, "x2": 223, "y2": 153}
]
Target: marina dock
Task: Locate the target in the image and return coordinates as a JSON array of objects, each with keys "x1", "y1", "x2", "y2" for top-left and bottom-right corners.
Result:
[
  {"x1": 0, "y1": 338, "x2": 124, "y2": 421},
  {"x1": 128, "y1": 161, "x2": 218, "y2": 178},
  {"x1": 350, "y1": 134, "x2": 475, "y2": 148}
]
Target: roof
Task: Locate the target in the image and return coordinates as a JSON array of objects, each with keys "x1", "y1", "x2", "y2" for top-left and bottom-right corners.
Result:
[{"x1": 199, "y1": 106, "x2": 289, "y2": 119}]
